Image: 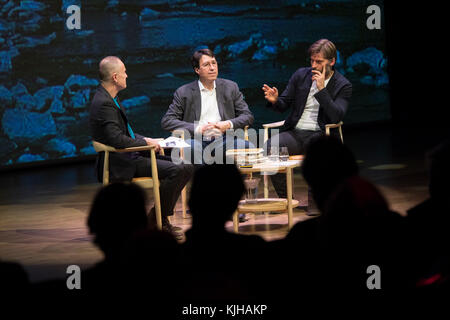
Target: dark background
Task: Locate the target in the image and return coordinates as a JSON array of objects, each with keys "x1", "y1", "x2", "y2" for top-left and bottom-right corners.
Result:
[
  {"x1": 385, "y1": 2, "x2": 448, "y2": 134},
  {"x1": 1, "y1": 0, "x2": 392, "y2": 169},
  {"x1": 383, "y1": 1, "x2": 450, "y2": 157}
]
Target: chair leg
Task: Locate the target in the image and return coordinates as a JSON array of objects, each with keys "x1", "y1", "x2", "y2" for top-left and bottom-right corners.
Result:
[
  {"x1": 154, "y1": 195, "x2": 163, "y2": 230},
  {"x1": 263, "y1": 174, "x2": 270, "y2": 214},
  {"x1": 286, "y1": 167, "x2": 293, "y2": 230},
  {"x1": 264, "y1": 174, "x2": 269, "y2": 198},
  {"x1": 150, "y1": 149, "x2": 163, "y2": 230},
  {"x1": 233, "y1": 210, "x2": 239, "y2": 233}
]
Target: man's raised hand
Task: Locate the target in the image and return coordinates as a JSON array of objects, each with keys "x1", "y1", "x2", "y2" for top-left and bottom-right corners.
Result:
[
  {"x1": 262, "y1": 84, "x2": 278, "y2": 104},
  {"x1": 311, "y1": 65, "x2": 326, "y2": 90}
]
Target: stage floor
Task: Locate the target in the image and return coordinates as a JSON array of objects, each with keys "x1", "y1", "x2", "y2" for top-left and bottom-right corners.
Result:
[{"x1": 0, "y1": 124, "x2": 436, "y2": 283}]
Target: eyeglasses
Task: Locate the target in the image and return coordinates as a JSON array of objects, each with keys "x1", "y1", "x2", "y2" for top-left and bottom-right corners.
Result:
[{"x1": 200, "y1": 61, "x2": 217, "y2": 69}]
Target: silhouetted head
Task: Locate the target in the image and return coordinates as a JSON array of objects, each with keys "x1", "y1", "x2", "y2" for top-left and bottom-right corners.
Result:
[
  {"x1": 301, "y1": 135, "x2": 358, "y2": 211},
  {"x1": 321, "y1": 176, "x2": 395, "y2": 247},
  {"x1": 87, "y1": 182, "x2": 148, "y2": 259},
  {"x1": 188, "y1": 164, "x2": 245, "y2": 229},
  {"x1": 0, "y1": 260, "x2": 29, "y2": 292},
  {"x1": 319, "y1": 176, "x2": 404, "y2": 290}
]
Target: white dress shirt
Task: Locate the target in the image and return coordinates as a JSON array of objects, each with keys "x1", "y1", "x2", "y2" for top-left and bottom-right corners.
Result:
[{"x1": 196, "y1": 80, "x2": 233, "y2": 133}]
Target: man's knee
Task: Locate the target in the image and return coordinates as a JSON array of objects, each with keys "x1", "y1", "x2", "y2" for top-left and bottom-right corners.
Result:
[{"x1": 181, "y1": 163, "x2": 195, "y2": 179}]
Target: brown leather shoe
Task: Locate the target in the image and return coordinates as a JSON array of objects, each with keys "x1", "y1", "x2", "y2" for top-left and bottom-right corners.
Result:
[
  {"x1": 162, "y1": 217, "x2": 183, "y2": 240},
  {"x1": 148, "y1": 208, "x2": 182, "y2": 229}
]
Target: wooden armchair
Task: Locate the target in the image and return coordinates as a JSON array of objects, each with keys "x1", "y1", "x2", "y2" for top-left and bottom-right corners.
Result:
[
  {"x1": 262, "y1": 121, "x2": 344, "y2": 144},
  {"x1": 261, "y1": 121, "x2": 344, "y2": 198},
  {"x1": 92, "y1": 141, "x2": 163, "y2": 230}
]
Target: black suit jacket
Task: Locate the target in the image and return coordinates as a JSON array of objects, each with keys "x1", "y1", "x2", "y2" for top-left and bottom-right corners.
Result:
[
  {"x1": 267, "y1": 67, "x2": 352, "y2": 135},
  {"x1": 89, "y1": 85, "x2": 147, "y2": 182}
]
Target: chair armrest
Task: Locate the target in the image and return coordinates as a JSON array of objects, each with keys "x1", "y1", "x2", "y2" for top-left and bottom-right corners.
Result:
[
  {"x1": 172, "y1": 129, "x2": 185, "y2": 140},
  {"x1": 325, "y1": 121, "x2": 343, "y2": 129},
  {"x1": 92, "y1": 141, "x2": 157, "y2": 187},
  {"x1": 324, "y1": 121, "x2": 344, "y2": 143},
  {"x1": 262, "y1": 120, "x2": 285, "y2": 129},
  {"x1": 262, "y1": 121, "x2": 285, "y2": 143},
  {"x1": 92, "y1": 141, "x2": 155, "y2": 153},
  {"x1": 114, "y1": 145, "x2": 156, "y2": 153}
]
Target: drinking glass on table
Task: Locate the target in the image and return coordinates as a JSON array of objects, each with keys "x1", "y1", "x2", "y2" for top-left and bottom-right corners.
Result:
[
  {"x1": 279, "y1": 147, "x2": 289, "y2": 161},
  {"x1": 244, "y1": 178, "x2": 260, "y2": 204},
  {"x1": 268, "y1": 146, "x2": 279, "y2": 162}
]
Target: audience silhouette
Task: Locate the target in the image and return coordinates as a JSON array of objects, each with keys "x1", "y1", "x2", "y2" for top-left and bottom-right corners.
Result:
[
  {"x1": 0, "y1": 259, "x2": 30, "y2": 293},
  {"x1": 83, "y1": 181, "x2": 184, "y2": 309},
  {"x1": 33, "y1": 182, "x2": 179, "y2": 308},
  {"x1": 301, "y1": 135, "x2": 359, "y2": 211},
  {"x1": 181, "y1": 164, "x2": 267, "y2": 301},
  {"x1": 272, "y1": 136, "x2": 408, "y2": 304},
  {"x1": 277, "y1": 136, "x2": 359, "y2": 269},
  {"x1": 405, "y1": 140, "x2": 450, "y2": 290},
  {"x1": 317, "y1": 176, "x2": 407, "y2": 294},
  {"x1": 81, "y1": 182, "x2": 150, "y2": 293},
  {"x1": 11, "y1": 136, "x2": 448, "y2": 308}
]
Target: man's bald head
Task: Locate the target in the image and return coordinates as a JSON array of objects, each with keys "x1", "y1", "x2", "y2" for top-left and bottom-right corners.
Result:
[{"x1": 99, "y1": 56, "x2": 123, "y2": 83}]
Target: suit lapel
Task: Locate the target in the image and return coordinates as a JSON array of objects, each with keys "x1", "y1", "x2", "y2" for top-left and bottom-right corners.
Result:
[
  {"x1": 325, "y1": 71, "x2": 338, "y2": 97},
  {"x1": 215, "y1": 79, "x2": 225, "y2": 119},
  {"x1": 114, "y1": 97, "x2": 129, "y2": 123},
  {"x1": 296, "y1": 70, "x2": 313, "y2": 116},
  {"x1": 192, "y1": 82, "x2": 201, "y2": 121},
  {"x1": 98, "y1": 85, "x2": 128, "y2": 122},
  {"x1": 99, "y1": 86, "x2": 130, "y2": 130}
]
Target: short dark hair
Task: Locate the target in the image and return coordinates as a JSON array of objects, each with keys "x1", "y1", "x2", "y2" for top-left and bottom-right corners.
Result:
[
  {"x1": 308, "y1": 39, "x2": 337, "y2": 61},
  {"x1": 191, "y1": 48, "x2": 215, "y2": 69}
]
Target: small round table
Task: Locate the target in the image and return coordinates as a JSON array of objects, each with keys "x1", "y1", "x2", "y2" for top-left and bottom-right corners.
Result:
[{"x1": 234, "y1": 159, "x2": 302, "y2": 233}]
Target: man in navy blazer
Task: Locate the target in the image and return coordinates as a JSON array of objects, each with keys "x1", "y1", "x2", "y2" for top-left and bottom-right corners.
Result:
[
  {"x1": 89, "y1": 56, "x2": 193, "y2": 238},
  {"x1": 262, "y1": 39, "x2": 352, "y2": 209},
  {"x1": 161, "y1": 48, "x2": 254, "y2": 164}
]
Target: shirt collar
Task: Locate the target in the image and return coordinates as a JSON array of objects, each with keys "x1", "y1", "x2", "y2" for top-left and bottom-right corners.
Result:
[{"x1": 198, "y1": 80, "x2": 216, "y2": 91}]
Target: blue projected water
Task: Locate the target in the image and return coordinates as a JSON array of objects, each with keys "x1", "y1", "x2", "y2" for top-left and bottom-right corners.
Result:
[{"x1": 0, "y1": 0, "x2": 387, "y2": 167}]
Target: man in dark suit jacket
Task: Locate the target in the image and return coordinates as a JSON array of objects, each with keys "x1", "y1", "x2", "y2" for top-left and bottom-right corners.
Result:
[
  {"x1": 161, "y1": 48, "x2": 254, "y2": 165},
  {"x1": 262, "y1": 39, "x2": 352, "y2": 208},
  {"x1": 89, "y1": 56, "x2": 193, "y2": 238}
]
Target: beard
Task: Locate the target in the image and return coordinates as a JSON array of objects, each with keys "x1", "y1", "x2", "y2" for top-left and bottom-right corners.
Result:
[{"x1": 312, "y1": 64, "x2": 332, "y2": 78}]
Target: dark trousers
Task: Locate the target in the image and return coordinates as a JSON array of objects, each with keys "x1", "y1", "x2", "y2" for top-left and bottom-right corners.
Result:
[
  {"x1": 134, "y1": 154, "x2": 193, "y2": 217},
  {"x1": 186, "y1": 136, "x2": 252, "y2": 165},
  {"x1": 265, "y1": 128, "x2": 323, "y2": 199}
]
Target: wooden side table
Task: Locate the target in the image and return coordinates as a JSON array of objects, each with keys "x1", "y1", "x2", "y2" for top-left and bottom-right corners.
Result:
[{"x1": 234, "y1": 160, "x2": 302, "y2": 232}]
